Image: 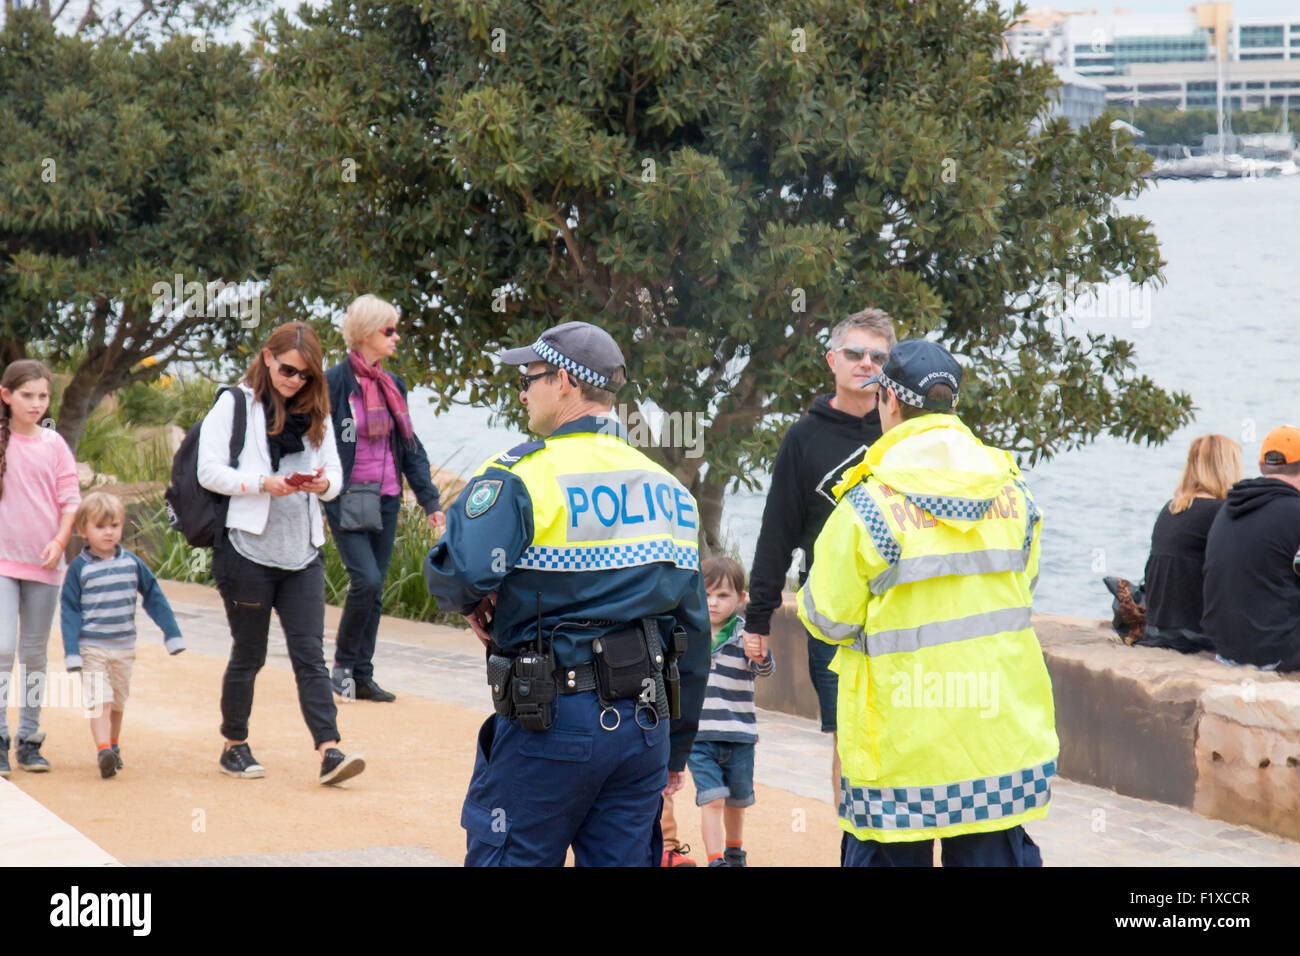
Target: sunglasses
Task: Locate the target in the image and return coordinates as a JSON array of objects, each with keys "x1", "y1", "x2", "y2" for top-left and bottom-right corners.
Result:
[
  {"x1": 519, "y1": 369, "x2": 558, "y2": 392},
  {"x1": 382, "y1": 327, "x2": 398, "y2": 338},
  {"x1": 837, "y1": 346, "x2": 889, "y2": 365},
  {"x1": 272, "y1": 357, "x2": 312, "y2": 382}
]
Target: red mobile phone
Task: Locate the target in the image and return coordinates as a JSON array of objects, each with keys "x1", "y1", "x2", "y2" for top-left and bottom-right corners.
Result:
[{"x1": 285, "y1": 471, "x2": 315, "y2": 487}]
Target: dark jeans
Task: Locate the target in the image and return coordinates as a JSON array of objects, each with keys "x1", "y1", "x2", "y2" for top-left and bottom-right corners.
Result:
[
  {"x1": 841, "y1": 825, "x2": 1042, "y2": 867},
  {"x1": 806, "y1": 629, "x2": 839, "y2": 733},
  {"x1": 212, "y1": 542, "x2": 340, "y2": 748},
  {"x1": 327, "y1": 495, "x2": 401, "y2": 681}
]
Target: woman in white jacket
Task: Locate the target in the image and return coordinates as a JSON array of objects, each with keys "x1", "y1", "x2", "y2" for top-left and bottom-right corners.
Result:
[{"x1": 197, "y1": 321, "x2": 365, "y2": 785}]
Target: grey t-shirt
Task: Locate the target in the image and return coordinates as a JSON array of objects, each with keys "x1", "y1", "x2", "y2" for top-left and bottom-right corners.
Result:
[{"x1": 228, "y1": 447, "x2": 320, "y2": 571}]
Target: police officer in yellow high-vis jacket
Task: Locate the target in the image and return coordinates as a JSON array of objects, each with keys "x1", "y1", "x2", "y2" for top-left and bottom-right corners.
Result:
[
  {"x1": 797, "y1": 339, "x2": 1058, "y2": 867},
  {"x1": 424, "y1": 321, "x2": 710, "y2": 867}
]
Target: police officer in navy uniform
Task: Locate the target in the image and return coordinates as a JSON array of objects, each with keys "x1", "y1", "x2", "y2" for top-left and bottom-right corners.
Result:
[{"x1": 424, "y1": 321, "x2": 710, "y2": 867}]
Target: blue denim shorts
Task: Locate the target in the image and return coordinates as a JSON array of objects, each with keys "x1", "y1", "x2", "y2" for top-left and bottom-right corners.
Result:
[{"x1": 687, "y1": 740, "x2": 756, "y2": 808}]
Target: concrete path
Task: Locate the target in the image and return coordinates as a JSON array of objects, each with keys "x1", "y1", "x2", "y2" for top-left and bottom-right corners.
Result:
[
  {"x1": 0, "y1": 777, "x2": 118, "y2": 866},
  {"x1": 9, "y1": 579, "x2": 1300, "y2": 866}
]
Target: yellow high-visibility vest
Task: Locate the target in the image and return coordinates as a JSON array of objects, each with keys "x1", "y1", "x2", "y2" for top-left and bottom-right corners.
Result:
[
  {"x1": 797, "y1": 414, "x2": 1059, "y2": 843},
  {"x1": 469, "y1": 425, "x2": 702, "y2": 574}
]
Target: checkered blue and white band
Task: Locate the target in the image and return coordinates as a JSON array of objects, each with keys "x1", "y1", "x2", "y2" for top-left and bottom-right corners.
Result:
[
  {"x1": 516, "y1": 539, "x2": 699, "y2": 571},
  {"x1": 839, "y1": 759, "x2": 1055, "y2": 833},
  {"x1": 877, "y1": 371, "x2": 958, "y2": 410},
  {"x1": 532, "y1": 339, "x2": 609, "y2": 389}
]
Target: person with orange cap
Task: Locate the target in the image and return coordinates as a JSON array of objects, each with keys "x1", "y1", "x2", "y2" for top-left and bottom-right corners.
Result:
[{"x1": 1201, "y1": 425, "x2": 1300, "y2": 672}]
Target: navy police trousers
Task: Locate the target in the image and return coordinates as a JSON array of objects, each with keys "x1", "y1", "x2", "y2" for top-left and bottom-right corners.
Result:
[
  {"x1": 462, "y1": 690, "x2": 669, "y2": 866},
  {"x1": 841, "y1": 825, "x2": 1042, "y2": 867}
]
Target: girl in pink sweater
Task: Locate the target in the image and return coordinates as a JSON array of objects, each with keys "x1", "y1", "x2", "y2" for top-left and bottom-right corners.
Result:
[{"x1": 0, "y1": 360, "x2": 81, "y2": 776}]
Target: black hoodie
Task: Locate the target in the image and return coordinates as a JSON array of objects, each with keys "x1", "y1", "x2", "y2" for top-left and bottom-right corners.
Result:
[
  {"x1": 1201, "y1": 477, "x2": 1300, "y2": 669},
  {"x1": 744, "y1": 395, "x2": 882, "y2": 635}
]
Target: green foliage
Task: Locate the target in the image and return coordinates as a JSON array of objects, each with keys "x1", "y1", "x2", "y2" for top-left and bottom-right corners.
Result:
[
  {"x1": 0, "y1": 9, "x2": 270, "y2": 450},
  {"x1": 1119, "y1": 104, "x2": 1300, "y2": 146},
  {"x1": 251, "y1": 0, "x2": 1188, "y2": 543}
]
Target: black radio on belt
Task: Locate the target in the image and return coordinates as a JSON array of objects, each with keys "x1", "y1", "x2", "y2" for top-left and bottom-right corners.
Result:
[{"x1": 510, "y1": 593, "x2": 557, "y2": 731}]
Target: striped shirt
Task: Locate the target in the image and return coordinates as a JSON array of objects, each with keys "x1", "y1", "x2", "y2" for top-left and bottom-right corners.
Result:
[
  {"x1": 696, "y1": 615, "x2": 775, "y2": 744},
  {"x1": 60, "y1": 546, "x2": 185, "y2": 670}
]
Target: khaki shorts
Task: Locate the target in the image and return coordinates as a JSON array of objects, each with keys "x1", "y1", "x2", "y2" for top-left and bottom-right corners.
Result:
[{"x1": 81, "y1": 645, "x2": 135, "y2": 714}]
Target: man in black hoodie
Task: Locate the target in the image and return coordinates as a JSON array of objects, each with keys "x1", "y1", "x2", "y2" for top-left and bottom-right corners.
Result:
[
  {"x1": 1201, "y1": 425, "x2": 1300, "y2": 671},
  {"x1": 742, "y1": 308, "x2": 895, "y2": 800}
]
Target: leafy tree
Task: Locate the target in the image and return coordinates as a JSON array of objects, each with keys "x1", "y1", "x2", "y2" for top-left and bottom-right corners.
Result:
[
  {"x1": 252, "y1": 0, "x2": 1191, "y2": 548},
  {"x1": 0, "y1": 9, "x2": 267, "y2": 449}
]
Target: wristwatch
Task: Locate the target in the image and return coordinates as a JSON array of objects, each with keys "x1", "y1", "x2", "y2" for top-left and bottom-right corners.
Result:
[{"x1": 258, "y1": 475, "x2": 267, "y2": 493}]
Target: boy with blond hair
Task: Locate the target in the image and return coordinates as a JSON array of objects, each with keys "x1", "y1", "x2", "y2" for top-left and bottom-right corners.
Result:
[{"x1": 61, "y1": 491, "x2": 186, "y2": 777}]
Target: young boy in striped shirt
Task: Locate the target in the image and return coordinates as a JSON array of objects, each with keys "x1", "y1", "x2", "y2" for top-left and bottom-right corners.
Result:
[
  {"x1": 688, "y1": 556, "x2": 774, "y2": 867},
  {"x1": 61, "y1": 492, "x2": 185, "y2": 778}
]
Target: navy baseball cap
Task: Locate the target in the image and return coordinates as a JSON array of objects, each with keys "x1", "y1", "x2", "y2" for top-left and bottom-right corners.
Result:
[
  {"x1": 499, "y1": 321, "x2": 626, "y2": 391},
  {"x1": 863, "y1": 339, "x2": 962, "y2": 411}
]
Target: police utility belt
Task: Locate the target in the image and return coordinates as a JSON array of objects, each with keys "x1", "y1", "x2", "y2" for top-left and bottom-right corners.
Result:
[{"x1": 486, "y1": 618, "x2": 687, "y2": 733}]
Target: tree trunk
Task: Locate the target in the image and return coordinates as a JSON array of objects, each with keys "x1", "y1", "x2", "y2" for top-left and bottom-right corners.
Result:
[
  {"x1": 55, "y1": 365, "x2": 116, "y2": 453},
  {"x1": 0, "y1": 338, "x2": 24, "y2": 368},
  {"x1": 693, "y1": 475, "x2": 727, "y2": 557}
]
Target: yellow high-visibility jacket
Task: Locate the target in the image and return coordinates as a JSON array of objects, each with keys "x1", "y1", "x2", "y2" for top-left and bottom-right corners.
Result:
[{"x1": 796, "y1": 413, "x2": 1059, "y2": 843}]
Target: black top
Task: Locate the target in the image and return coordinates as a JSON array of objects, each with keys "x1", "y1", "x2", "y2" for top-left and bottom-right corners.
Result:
[
  {"x1": 744, "y1": 394, "x2": 882, "y2": 635},
  {"x1": 1143, "y1": 497, "x2": 1223, "y2": 633},
  {"x1": 1201, "y1": 477, "x2": 1300, "y2": 668}
]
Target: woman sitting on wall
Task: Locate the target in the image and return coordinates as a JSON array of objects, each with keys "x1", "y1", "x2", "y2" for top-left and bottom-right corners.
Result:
[{"x1": 1138, "y1": 433, "x2": 1242, "y2": 654}]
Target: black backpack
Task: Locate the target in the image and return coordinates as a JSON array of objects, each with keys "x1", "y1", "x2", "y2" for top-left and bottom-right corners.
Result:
[{"x1": 164, "y1": 387, "x2": 247, "y2": 548}]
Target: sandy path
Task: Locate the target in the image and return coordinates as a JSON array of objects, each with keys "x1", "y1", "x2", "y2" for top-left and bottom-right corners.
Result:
[{"x1": 5, "y1": 640, "x2": 841, "y2": 866}]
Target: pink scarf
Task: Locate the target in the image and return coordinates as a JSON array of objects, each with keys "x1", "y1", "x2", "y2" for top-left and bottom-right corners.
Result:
[{"x1": 349, "y1": 350, "x2": 414, "y2": 441}]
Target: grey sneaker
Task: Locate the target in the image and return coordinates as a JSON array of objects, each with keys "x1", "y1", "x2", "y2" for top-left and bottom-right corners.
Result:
[
  {"x1": 219, "y1": 743, "x2": 265, "y2": 779},
  {"x1": 319, "y1": 748, "x2": 365, "y2": 785},
  {"x1": 97, "y1": 747, "x2": 118, "y2": 779},
  {"x1": 112, "y1": 743, "x2": 123, "y2": 770},
  {"x1": 0, "y1": 736, "x2": 10, "y2": 778},
  {"x1": 331, "y1": 667, "x2": 355, "y2": 700},
  {"x1": 16, "y1": 732, "x2": 50, "y2": 772},
  {"x1": 723, "y1": 846, "x2": 747, "y2": 867}
]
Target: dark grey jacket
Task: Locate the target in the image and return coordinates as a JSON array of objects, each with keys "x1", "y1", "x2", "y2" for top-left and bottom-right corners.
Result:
[{"x1": 324, "y1": 360, "x2": 441, "y2": 518}]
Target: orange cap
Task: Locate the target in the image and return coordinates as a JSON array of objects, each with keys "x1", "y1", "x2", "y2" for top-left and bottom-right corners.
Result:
[{"x1": 1260, "y1": 426, "x2": 1300, "y2": 466}]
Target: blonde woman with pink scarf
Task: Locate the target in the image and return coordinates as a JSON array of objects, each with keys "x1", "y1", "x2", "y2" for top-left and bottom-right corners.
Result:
[{"x1": 325, "y1": 296, "x2": 445, "y2": 701}]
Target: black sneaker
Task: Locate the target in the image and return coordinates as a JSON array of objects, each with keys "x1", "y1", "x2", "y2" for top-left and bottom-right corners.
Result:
[
  {"x1": 0, "y1": 736, "x2": 10, "y2": 778},
  {"x1": 354, "y1": 679, "x2": 396, "y2": 702},
  {"x1": 707, "y1": 858, "x2": 729, "y2": 867},
  {"x1": 723, "y1": 845, "x2": 748, "y2": 867},
  {"x1": 112, "y1": 743, "x2": 123, "y2": 770},
  {"x1": 219, "y1": 743, "x2": 265, "y2": 779},
  {"x1": 319, "y1": 748, "x2": 365, "y2": 785},
  {"x1": 97, "y1": 748, "x2": 117, "y2": 779},
  {"x1": 16, "y1": 732, "x2": 50, "y2": 772}
]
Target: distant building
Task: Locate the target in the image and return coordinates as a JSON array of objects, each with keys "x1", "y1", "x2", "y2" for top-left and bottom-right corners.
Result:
[
  {"x1": 1051, "y1": 66, "x2": 1108, "y2": 128},
  {"x1": 1100, "y1": 58, "x2": 1300, "y2": 112},
  {"x1": 1006, "y1": 4, "x2": 1300, "y2": 114}
]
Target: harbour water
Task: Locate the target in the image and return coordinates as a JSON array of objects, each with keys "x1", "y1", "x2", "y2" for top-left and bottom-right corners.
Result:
[{"x1": 410, "y1": 174, "x2": 1300, "y2": 620}]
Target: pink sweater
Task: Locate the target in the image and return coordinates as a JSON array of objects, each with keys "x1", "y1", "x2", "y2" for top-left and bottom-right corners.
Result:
[{"x1": 0, "y1": 427, "x2": 81, "y2": 585}]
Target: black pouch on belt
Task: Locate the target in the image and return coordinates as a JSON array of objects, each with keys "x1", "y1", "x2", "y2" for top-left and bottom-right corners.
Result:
[
  {"x1": 486, "y1": 653, "x2": 514, "y2": 719},
  {"x1": 591, "y1": 625, "x2": 653, "y2": 705}
]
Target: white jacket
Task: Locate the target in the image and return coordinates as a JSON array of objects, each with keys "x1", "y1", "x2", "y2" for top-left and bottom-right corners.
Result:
[{"x1": 196, "y1": 384, "x2": 343, "y2": 547}]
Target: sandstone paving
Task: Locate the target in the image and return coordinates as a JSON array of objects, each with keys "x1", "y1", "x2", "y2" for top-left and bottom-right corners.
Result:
[{"x1": 4, "y1": 579, "x2": 1297, "y2": 867}]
